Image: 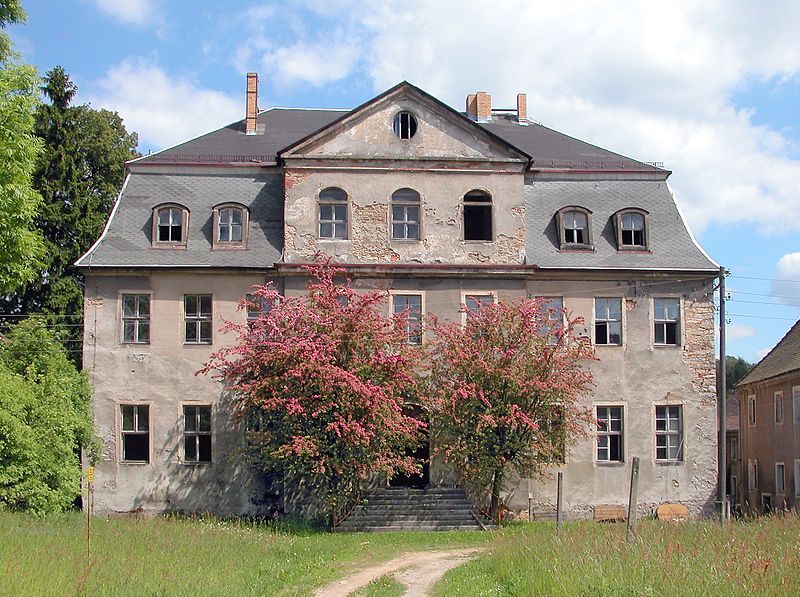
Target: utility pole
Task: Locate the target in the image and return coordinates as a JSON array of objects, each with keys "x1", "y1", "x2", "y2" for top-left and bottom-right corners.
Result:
[{"x1": 718, "y1": 266, "x2": 727, "y2": 523}]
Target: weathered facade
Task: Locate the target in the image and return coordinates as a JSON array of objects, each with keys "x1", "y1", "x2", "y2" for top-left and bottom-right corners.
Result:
[
  {"x1": 78, "y1": 77, "x2": 720, "y2": 518},
  {"x1": 736, "y1": 320, "x2": 800, "y2": 515}
]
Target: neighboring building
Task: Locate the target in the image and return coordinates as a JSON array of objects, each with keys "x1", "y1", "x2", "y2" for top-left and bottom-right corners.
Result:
[
  {"x1": 77, "y1": 76, "x2": 720, "y2": 519},
  {"x1": 726, "y1": 397, "x2": 740, "y2": 512},
  {"x1": 736, "y1": 320, "x2": 800, "y2": 515}
]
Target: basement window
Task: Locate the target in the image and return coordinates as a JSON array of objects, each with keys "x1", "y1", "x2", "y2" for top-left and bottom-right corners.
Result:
[
  {"x1": 121, "y1": 404, "x2": 149, "y2": 463},
  {"x1": 463, "y1": 190, "x2": 493, "y2": 241},
  {"x1": 393, "y1": 111, "x2": 418, "y2": 139},
  {"x1": 184, "y1": 405, "x2": 212, "y2": 463}
]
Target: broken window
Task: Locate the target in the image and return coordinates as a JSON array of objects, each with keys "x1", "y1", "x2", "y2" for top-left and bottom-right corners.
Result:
[
  {"x1": 392, "y1": 111, "x2": 417, "y2": 139},
  {"x1": 596, "y1": 405, "x2": 623, "y2": 462},
  {"x1": 653, "y1": 298, "x2": 680, "y2": 346},
  {"x1": 392, "y1": 293, "x2": 423, "y2": 345},
  {"x1": 558, "y1": 208, "x2": 592, "y2": 247},
  {"x1": 319, "y1": 187, "x2": 348, "y2": 239},
  {"x1": 153, "y1": 205, "x2": 188, "y2": 245},
  {"x1": 215, "y1": 205, "x2": 246, "y2": 245},
  {"x1": 121, "y1": 404, "x2": 149, "y2": 462},
  {"x1": 463, "y1": 190, "x2": 493, "y2": 241},
  {"x1": 391, "y1": 188, "x2": 421, "y2": 240},
  {"x1": 185, "y1": 294, "x2": 212, "y2": 344},
  {"x1": 184, "y1": 405, "x2": 212, "y2": 463},
  {"x1": 122, "y1": 294, "x2": 150, "y2": 344},
  {"x1": 655, "y1": 405, "x2": 682, "y2": 461},
  {"x1": 595, "y1": 298, "x2": 622, "y2": 345},
  {"x1": 615, "y1": 210, "x2": 648, "y2": 249}
]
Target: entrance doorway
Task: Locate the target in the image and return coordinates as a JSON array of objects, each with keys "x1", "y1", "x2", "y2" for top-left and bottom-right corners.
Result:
[{"x1": 389, "y1": 406, "x2": 430, "y2": 488}]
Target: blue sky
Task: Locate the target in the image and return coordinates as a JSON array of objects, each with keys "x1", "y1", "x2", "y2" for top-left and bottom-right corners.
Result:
[{"x1": 10, "y1": 0, "x2": 800, "y2": 364}]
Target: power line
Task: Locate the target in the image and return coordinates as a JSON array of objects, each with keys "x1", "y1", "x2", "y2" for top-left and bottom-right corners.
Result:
[
  {"x1": 727, "y1": 312, "x2": 800, "y2": 322},
  {"x1": 730, "y1": 274, "x2": 800, "y2": 284}
]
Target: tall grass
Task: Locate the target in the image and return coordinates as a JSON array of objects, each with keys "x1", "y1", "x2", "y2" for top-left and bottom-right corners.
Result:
[{"x1": 435, "y1": 517, "x2": 800, "y2": 596}]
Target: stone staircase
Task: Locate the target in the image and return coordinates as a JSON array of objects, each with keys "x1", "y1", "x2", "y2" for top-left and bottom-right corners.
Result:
[{"x1": 335, "y1": 487, "x2": 494, "y2": 532}]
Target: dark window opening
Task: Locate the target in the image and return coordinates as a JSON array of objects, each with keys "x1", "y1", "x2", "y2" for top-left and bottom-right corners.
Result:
[
  {"x1": 597, "y1": 406, "x2": 623, "y2": 462},
  {"x1": 157, "y1": 208, "x2": 183, "y2": 242},
  {"x1": 620, "y1": 212, "x2": 646, "y2": 247},
  {"x1": 185, "y1": 294, "x2": 212, "y2": 344},
  {"x1": 563, "y1": 210, "x2": 588, "y2": 244},
  {"x1": 184, "y1": 405, "x2": 212, "y2": 463},
  {"x1": 464, "y1": 191, "x2": 493, "y2": 241},
  {"x1": 393, "y1": 111, "x2": 418, "y2": 139},
  {"x1": 654, "y1": 298, "x2": 680, "y2": 346},
  {"x1": 595, "y1": 298, "x2": 622, "y2": 345},
  {"x1": 121, "y1": 404, "x2": 149, "y2": 462}
]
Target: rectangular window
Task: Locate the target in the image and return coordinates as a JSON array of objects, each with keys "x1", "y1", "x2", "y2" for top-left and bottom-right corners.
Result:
[
  {"x1": 122, "y1": 294, "x2": 150, "y2": 344},
  {"x1": 762, "y1": 493, "x2": 772, "y2": 514},
  {"x1": 391, "y1": 205, "x2": 420, "y2": 240},
  {"x1": 730, "y1": 437, "x2": 738, "y2": 461},
  {"x1": 246, "y1": 293, "x2": 272, "y2": 322},
  {"x1": 794, "y1": 460, "x2": 800, "y2": 497},
  {"x1": 748, "y1": 394, "x2": 757, "y2": 426},
  {"x1": 121, "y1": 404, "x2": 149, "y2": 463},
  {"x1": 776, "y1": 462, "x2": 785, "y2": 494},
  {"x1": 537, "y1": 296, "x2": 564, "y2": 345},
  {"x1": 596, "y1": 405, "x2": 624, "y2": 462},
  {"x1": 184, "y1": 295, "x2": 212, "y2": 344},
  {"x1": 392, "y1": 294, "x2": 423, "y2": 345},
  {"x1": 793, "y1": 386, "x2": 800, "y2": 424},
  {"x1": 774, "y1": 391, "x2": 784, "y2": 424},
  {"x1": 653, "y1": 298, "x2": 680, "y2": 346},
  {"x1": 655, "y1": 405, "x2": 682, "y2": 461},
  {"x1": 748, "y1": 459, "x2": 758, "y2": 491},
  {"x1": 730, "y1": 475, "x2": 737, "y2": 503},
  {"x1": 464, "y1": 293, "x2": 495, "y2": 320},
  {"x1": 319, "y1": 204, "x2": 348, "y2": 239},
  {"x1": 595, "y1": 298, "x2": 622, "y2": 345},
  {"x1": 541, "y1": 408, "x2": 566, "y2": 464},
  {"x1": 184, "y1": 405, "x2": 212, "y2": 463}
]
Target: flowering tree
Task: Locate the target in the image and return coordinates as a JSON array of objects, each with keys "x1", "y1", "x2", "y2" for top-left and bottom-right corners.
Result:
[
  {"x1": 200, "y1": 260, "x2": 425, "y2": 526},
  {"x1": 425, "y1": 298, "x2": 595, "y2": 523}
]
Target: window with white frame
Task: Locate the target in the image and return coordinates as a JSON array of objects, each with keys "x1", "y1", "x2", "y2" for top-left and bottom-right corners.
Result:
[
  {"x1": 655, "y1": 405, "x2": 682, "y2": 461},
  {"x1": 392, "y1": 293, "x2": 423, "y2": 345},
  {"x1": 393, "y1": 111, "x2": 418, "y2": 139},
  {"x1": 794, "y1": 460, "x2": 800, "y2": 497},
  {"x1": 595, "y1": 298, "x2": 622, "y2": 345},
  {"x1": 318, "y1": 187, "x2": 348, "y2": 239},
  {"x1": 184, "y1": 295, "x2": 212, "y2": 344},
  {"x1": 776, "y1": 462, "x2": 785, "y2": 494},
  {"x1": 653, "y1": 298, "x2": 680, "y2": 346},
  {"x1": 184, "y1": 405, "x2": 212, "y2": 463},
  {"x1": 213, "y1": 204, "x2": 247, "y2": 247},
  {"x1": 596, "y1": 405, "x2": 623, "y2": 462},
  {"x1": 748, "y1": 394, "x2": 757, "y2": 426},
  {"x1": 748, "y1": 459, "x2": 758, "y2": 491},
  {"x1": 153, "y1": 205, "x2": 188, "y2": 245},
  {"x1": 793, "y1": 386, "x2": 800, "y2": 424},
  {"x1": 122, "y1": 294, "x2": 150, "y2": 344},
  {"x1": 557, "y1": 207, "x2": 592, "y2": 249},
  {"x1": 246, "y1": 293, "x2": 272, "y2": 322},
  {"x1": 537, "y1": 296, "x2": 564, "y2": 345},
  {"x1": 121, "y1": 404, "x2": 149, "y2": 463},
  {"x1": 464, "y1": 293, "x2": 495, "y2": 317},
  {"x1": 774, "y1": 391, "x2": 784, "y2": 424},
  {"x1": 615, "y1": 209, "x2": 648, "y2": 249},
  {"x1": 391, "y1": 188, "x2": 421, "y2": 240}
]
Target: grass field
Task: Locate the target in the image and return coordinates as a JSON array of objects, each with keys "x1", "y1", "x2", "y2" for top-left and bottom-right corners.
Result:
[{"x1": 2, "y1": 512, "x2": 799, "y2": 596}]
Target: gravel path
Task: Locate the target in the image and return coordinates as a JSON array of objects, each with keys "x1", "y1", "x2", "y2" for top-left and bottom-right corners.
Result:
[{"x1": 315, "y1": 548, "x2": 482, "y2": 597}]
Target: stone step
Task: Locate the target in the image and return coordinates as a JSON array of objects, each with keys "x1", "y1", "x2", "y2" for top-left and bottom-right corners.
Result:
[{"x1": 337, "y1": 523, "x2": 488, "y2": 532}]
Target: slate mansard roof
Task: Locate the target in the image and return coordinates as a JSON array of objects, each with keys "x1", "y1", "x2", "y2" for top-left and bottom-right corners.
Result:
[{"x1": 77, "y1": 82, "x2": 717, "y2": 272}]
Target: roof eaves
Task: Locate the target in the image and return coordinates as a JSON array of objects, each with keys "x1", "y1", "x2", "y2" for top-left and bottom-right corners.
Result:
[{"x1": 74, "y1": 173, "x2": 130, "y2": 267}]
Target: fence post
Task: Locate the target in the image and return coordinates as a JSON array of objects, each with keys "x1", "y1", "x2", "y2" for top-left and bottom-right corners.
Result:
[
  {"x1": 626, "y1": 457, "x2": 640, "y2": 543},
  {"x1": 556, "y1": 471, "x2": 564, "y2": 531}
]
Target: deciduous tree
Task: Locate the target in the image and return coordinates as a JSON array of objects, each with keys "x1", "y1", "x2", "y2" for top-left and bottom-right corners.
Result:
[{"x1": 425, "y1": 298, "x2": 595, "y2": 523}]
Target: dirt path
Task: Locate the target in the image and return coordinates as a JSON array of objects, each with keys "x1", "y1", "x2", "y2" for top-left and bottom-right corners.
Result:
[{"x1": 315, "y1": 548, "x2": 482, "y2": 597}]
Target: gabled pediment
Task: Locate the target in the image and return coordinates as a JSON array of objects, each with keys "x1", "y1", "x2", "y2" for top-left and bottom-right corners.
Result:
[{"x1": 279, "y1": 82, "x2": 529, "y2": 164}]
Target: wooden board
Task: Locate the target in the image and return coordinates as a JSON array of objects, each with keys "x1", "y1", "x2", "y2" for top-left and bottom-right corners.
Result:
[
  {"x1": 656, "y1": 503, "x2": 689, "y2": 522},
  {"x1": 594, "y1": 504, "x2": 627, "y2": 522}
]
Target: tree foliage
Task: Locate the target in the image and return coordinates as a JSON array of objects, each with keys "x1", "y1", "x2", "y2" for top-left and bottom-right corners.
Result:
[
  {"x1": 201, "y1": 260, "x2": 425, "y2": 525},
  {"x1": 0, "y1": 318, "x2": 98, "y2": 514},
  {"x1": 717, "y1": 355, "x2": 754, "y2": 398},
  {"x1": 425, "y1": 299, "x2": 595, "y2": 522}
]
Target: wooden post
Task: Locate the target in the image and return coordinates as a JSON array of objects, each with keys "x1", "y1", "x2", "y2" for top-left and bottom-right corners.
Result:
[
  {"x1": 556, "y1": 471, "x2": 564, "y2": 531},
  {"x1": 626, "y1": 457, "x2": 640, "y2": 543},
  {"x1": 87, "y1": 466, "x2": 93, "y2": 563}
]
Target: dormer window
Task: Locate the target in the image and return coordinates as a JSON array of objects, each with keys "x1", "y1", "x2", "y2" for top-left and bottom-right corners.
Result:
[
  {"x1": 556, "y1": 207, "x2": 592, "y2": 250},
  {"x1": 463, "y1": 190, "x2": 493, "y2": 241},
  {"x1": 615, "y1": 209, "x2": 649, "y2": 250},
  {"x1": 318, "y1": 187, "x2": 348, "y2": 239},
  {"x1": 393, "y1": 111, "x2": 417, "y2": 139},
  {"x1": 213, "y1": 203, "x2": 248, "y2": 249},
  {"x1": 152, "y1": 204, "x2": 189, "y2": 247},
  {"x1": 391, "y1": 188, "x2": 421, "y2": 240}
]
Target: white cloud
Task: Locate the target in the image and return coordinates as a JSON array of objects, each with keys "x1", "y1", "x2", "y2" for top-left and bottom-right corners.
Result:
[
  {"x1": 771, "y1": 252, "x2": 800, "y2": 307},
  {"x1": 755, "y1": 347, "x2": 772, "y2": 361},
  {"x1": 84, "y1": 59, "x2": 241, "y2": 150},
  {"x1": 91, "y1": 0, "x2": 159, "y2": 26},
  {"x1": 728, "y1": 323, "x2": 757, "y2": 341},
  {"x1": 261, "y1": 42, "x2": 360, "y2": 87}
]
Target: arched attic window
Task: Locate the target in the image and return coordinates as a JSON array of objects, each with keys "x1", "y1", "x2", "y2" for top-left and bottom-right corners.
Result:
[
  {"x1": 213, "y1": 203, "x2": 249, "y2": 249},
  {"x1": 614, "y1": 208, "x2": 650, "y2": 250},
  {"x1": 556, "y1": 206, "x2": 593, "y2": 250},
  {"x1": 152, "y1": 204, "x2": 189, "y2": 247},
  {"x1": 463, "y1": 190, "x2": 493, "y2": 241}
]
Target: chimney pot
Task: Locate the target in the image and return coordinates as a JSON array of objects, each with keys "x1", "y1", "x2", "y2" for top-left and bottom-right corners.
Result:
[
  {"x1": 245, "y1": 72, "x2": 259, "y2": 135},
  {"x1": 475, "y1": 91, "x2": 491, "y2": 121},
  {"x1": 517, "y1": 93, "x2": 528, "y2": 125}
]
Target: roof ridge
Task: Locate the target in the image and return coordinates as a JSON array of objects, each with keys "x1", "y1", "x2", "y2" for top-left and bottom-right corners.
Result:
[{"x1": 737, "y1": 318, "x2": 800, "y2": 387}]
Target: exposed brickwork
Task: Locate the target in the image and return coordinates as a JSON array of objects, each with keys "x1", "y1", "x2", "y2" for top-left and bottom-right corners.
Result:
[
  {"x1": 284, "y1": 169, "x2": 311, "y2": 190},
  {"x1": 475, "y1": 92, "x2": 491, "y2": 120},
  {"x1": 517, "y1": 93, "x2": 527, "y2": 123},
  {"x1": 351, "y1": 204, "x2": 401, "y2": 261},
  {"x1": 683, "y1": 295, "x2": 716, "y2": 405}
]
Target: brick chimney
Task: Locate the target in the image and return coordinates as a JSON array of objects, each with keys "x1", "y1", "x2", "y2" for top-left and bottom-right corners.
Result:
[
  {"x1": 245, "y1": 72, "x2": 258, "y2": 135},
  {"x1": 466, "y1": 93, "x2": 477, "y2": 119},
  {"x1": 517, "y1": 93, "x2": 528, "y2": 125},
  {"x1": 475, "y1": 91, "x2": 491, "y2": 121}
]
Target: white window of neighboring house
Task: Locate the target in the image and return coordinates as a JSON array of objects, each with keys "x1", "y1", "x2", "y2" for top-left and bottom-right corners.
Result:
[
  {"x1": 318, "y1": 187, "x2": 348, "y2": 239},
  {"x1": 391, "y1": 188, "x2": 421, "y2": 241},
  {"x1": 793, "y1": 386, "x2": 800, "y2": 424},
  {"x1": 794, "y1": 460, "x2": 800, "y2": 497},
  {"x1": 776, "y1": 462, "x2": 786, "y2": 494},
  {"x1": 392, "y1": 293, "x2": 423, "y2": 345},
  {"x1": 184, "y1": 405, "x2": 212, "y2": 463},
  {"x1": 730, "y1": 437, "x2": 738, "y2": 461},
  {"x1": 121, "y1": 404, "x2": 149, "y2": 463},
  {"x1": 748, "y1": 459, "x2": 758, "y2": 491},
  {"x1": 595, "y1": 298, "x2": 622, "y2": 345},
  {"x1": 121, "y1": 294, "x2": 150, "y2": 344},
  {"x1": 463, "y1": 190, "x2": 493, "y2": 241},
  {"x1": 774, "y1": 391, "x2": 784, "y2": 424},
  {"x1": 537, "y1": 296, "x2": 564, "y2": 345},
  {"x1": 653, "y1": 298, "x2": 680, "y2": 346},
  {"x1": 748, "y1": 394, "x2": 757, "y2": 426},
  {"x1": 596, "y1": 405, "x2": 624, "y2": 462},
  {"x1": 655, "y1": 405, "x2": 683, "y2": 461},
  {"x1": 184, "y1": 294, "x2": 212, "y2": 344}
]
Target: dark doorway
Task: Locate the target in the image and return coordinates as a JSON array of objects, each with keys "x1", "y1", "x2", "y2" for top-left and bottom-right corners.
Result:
[{"x1": 390, "y1": 439, "x2": 430, "y2": 488}]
